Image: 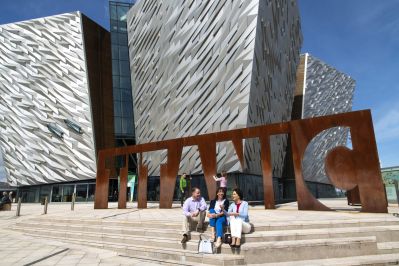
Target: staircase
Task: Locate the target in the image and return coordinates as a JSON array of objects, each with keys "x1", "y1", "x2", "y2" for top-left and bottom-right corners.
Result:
[{"x1": 12, "y1": 215, "x2": 399, "y2": 265}]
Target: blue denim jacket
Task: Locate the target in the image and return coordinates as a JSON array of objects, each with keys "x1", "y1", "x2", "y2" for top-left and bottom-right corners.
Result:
[{"x1": 227, "y1": 201, "x2": 249, "y2": 222}]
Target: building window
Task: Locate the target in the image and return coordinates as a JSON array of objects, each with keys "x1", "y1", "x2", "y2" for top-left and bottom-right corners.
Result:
[
  {"x1": 47, "y1": 123, "x2": 64, "y2": 138},
  {"x1": 64, "y1": 119, "x2": 83, "y2": 134}
]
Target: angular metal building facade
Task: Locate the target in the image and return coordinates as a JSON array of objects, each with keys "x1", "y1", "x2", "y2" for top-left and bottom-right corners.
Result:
[
  {"x1": 127, "y1": 0, "x2": 302, "y2": 176},
  {"x1": 293, "y1": 53, "x2": 355, "y2": 184},
  {"x1": 0, "y1": 12, "x2": 114, "y2": 187}
]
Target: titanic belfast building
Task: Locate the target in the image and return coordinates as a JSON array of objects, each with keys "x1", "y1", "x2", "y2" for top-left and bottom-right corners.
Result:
[
  {"x1": 0, "y1": 12, "x2": 114, "y2": 202},
  {"x1": 0, "y1": 0, "x2": 354, "y2": 203}
]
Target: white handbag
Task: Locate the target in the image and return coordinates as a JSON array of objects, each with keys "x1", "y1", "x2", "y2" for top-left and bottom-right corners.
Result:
[{"x1": 198, "y1": 234, "x2": 214, "y2": 254}]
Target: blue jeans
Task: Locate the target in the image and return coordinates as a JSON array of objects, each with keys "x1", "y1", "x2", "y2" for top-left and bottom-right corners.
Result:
[{"x1": 208, "y1": 209, "x2": 226, "y2": 238}]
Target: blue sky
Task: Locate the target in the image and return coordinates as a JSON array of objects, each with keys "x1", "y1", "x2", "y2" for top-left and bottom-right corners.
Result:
[
  {"x1": 0, "y1": 0, "x2": 398, "y2": 170},
  {"x1": 299, "y1": 0, "x2": 399, "y2": 168}
]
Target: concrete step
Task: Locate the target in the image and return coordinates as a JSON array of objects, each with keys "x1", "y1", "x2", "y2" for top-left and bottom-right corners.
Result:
[
  {"x1": 28, "y1": 217, "x2": 184, "y2": 229},
  {"x1": 256, "y1": 253, "x2": 399, "y2": 266},
  {"x1": 14, "y1": 221, "x2": 186, "y2": 240},
  {"x1": 20, "y1": 230, "x2": 245, "y2": 266},
  {"x1": 244, "y1": 225, "x2": 399, "y2": 243},
  {"x1": 26, "y1": 216, "x2": 399, "y2": 232},
  {"x1": 251, "y1": 219, "x2": 399, "y2": 232},
  {"x1": 15, "y1": 220, "x2": 399, "y2": 244},
  {"x1": 377, "y1": 241, "x2": 399, "y2": 254},
  {"x1": 15, "y1": 226, "x2": 379, "y2": 264},
  {"x1": 222, "y1": 236, "x2": 378, "y2": 264}
]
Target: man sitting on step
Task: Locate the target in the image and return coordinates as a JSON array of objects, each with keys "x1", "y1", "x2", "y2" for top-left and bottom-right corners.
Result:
[{"x1": 181, "y1": 187, "x2": 207, "y2": 243}]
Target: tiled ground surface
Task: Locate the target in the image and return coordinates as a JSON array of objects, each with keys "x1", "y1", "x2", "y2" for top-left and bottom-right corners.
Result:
[{"x1": 0, "y1": 198, "x2": 398, "y2": 265}]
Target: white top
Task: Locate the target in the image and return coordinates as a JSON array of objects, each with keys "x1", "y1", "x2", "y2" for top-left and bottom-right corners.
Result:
[{"x1": 214, "y1": 199, "x2": 225, "y2": 214}]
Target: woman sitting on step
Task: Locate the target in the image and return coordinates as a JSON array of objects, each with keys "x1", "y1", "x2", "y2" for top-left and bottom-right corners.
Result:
[
  {"x1": 227, "y1": 188, "x2": 251, "y2": 248},
  {"x1": 207, "y1": 187, "x2": 229, "y2": 248}
]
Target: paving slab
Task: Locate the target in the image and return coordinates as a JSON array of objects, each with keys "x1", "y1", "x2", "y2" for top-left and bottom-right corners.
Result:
[{"x1": 0, "y1": 198, "x2": 398, "y2": 265}]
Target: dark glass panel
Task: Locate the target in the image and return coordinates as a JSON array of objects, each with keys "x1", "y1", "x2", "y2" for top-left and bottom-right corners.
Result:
[
  {"x1": 117, "y1": 6, "x2": 130, "y2": 21},
  {"x1": 76, "y1": 184, "x2": 88, "y2": 202},
  {"x1": 122, "y1": 101, "x2": 133, "y2": 117},
  {"x1": 122, "y1": 117, "x2": 133, "y2": 134},
  {"x1": 111, "y1": 33, "x2": 118, "y2": 44},
  {"x1": 120, "y1": 76, "x2": 131, "y2": 89},
  {"x1": 112, "y1": 60, "x2": 119, "y2": 75},
  {"x1": 110, "y1": 4, "x2": 117, "y2": 20},
  {"x1": 113, "y1": 88, "x2": 121, "y2": 101},
  {"x1": 112, "y1": 75, "x2": 119, "y2": 88},
  {"x1": 119, "y1": 60, "x2": 130, "y2": 76},
  {"x1": 119, "y1": 46, "x2": 129, "y2": 59},
  {"x1": 121, "y1": 88, "x2": 132, "y2": 100},
  {"x1": 118, "y1": 21, "x2": 127, "y2": 32},
  {"x1": 114, "y1": 101, "x2": 122, "y2": 116},
  {"x1": 114, "y1": 117, "x2": 122, "y2": 134},
  {"x1": 118, "y1": 33, "x2": 128, "y2": 44},
  {"x1": 88, "y1": 184, "x2": 95, "y2": 201},
  {"x1": 110, "y1": 19, "x2": 118, "y2": 32},
  {"x1": 112, "y1": 45, "x2": 119, "y2": 59}
]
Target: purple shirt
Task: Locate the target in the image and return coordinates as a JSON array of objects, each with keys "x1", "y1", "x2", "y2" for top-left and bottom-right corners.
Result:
[{"x1": 182, "y1": 196, "x2": 207, "y2": 217}]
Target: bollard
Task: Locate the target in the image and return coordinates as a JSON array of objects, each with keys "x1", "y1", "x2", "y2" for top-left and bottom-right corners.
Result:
[
  {"x1": 16, "y1": 197, "x2": 21, "y2": 217},
  {"x1": 71, "y1": 193, "x2": 76, "y2": 211},
  {"x1": 43, "y1": 196, "x2": 48, "y2": 214},
  {"x1": 394, "y1": 180, "x2": 399, "y2": 207}
]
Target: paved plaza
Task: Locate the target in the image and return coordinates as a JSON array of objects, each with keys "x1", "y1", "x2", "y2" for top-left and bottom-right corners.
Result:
[{"x1": 0, "y1": 199, "x2": 398, "y2": 265}]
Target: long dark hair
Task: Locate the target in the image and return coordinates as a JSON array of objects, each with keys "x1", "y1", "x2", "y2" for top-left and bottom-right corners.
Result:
[{"x1": 215, "y1": 187, "x2": 226, "y2": 200}]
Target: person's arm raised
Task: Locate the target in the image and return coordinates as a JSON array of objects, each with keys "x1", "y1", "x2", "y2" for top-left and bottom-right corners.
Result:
[{"x1": 213, "y1": 175, "x2": 222, "y2": 181}]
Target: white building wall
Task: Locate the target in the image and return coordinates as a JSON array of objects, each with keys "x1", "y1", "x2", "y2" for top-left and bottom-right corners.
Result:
[
  {"x1": 301, "y1": 54, "x2": 355, "y2": 184},
  {"x1": 0, "y1": 12, "x2": 97, "y2": 186},
  {"x1": 127, "y1": 0, "x2": 302, "y2": 176}
]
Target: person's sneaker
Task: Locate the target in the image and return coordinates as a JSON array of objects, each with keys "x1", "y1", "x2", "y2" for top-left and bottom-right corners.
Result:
[{"x1": 181, "y1": 234, "x2": 188, "y2": 244}]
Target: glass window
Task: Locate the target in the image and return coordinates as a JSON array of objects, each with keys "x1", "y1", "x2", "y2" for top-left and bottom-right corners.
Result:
[
  {"x1": 114, "y1": 101, "x2": 122, "y2": 116},
  {"x1": 112, "y1": 60, "x2": 119, "y2": 76},
  {"x1": 39, "y1": 185, "x2": 51, "y2": 203},
  {"x1": 118, "y1": 33, "x2": 128, "y2": 44},
  {"x1": 119, "y1": 60, "x2": 130, "y2": 76},
  {"x1": 52, "y1": 185, "x2": 61, "y2": 202},
  {"x1": 76, "y1": 184, "x2": 88, "y2": 202},
  {"x1": 112, "y1": 75, "x2": 120, "y2": 88},
  {"x1": 110, "y1": 4, "x2": 117, "y2": 20},
  {"x1": 20, "y1": 188, "x2": 39, "y2": 203},
  {"x1": 119, "y1": 46, "x2": 129, "y2": 59},
  {"x1": 112, "y1": 45, "x2": 119, "y2": 60},
  {"x1": 111, "y1": 33, "x2": 118, "y2": 44},
  {"x1": 121, "y1": 89, "x2": 132, "y2": 101},
  {"x1": 122, "y1": 101, "x2": 133, "y2": 117},
  {"x1": 61, "y1": 185, "x2": 74, "y2": 202},
  {"x1": 117, "y1": 6, "x2": 130, "y2": 21},
  {"x1": 88, "y1": 184, "x2": 95, "y2": 201},
  {"x1": 118, "y1": 21, "x2": 127, "y2": 33},
  {"x1": 125, "y1": 120, "x2": 134, "y2": 136},
  {"x1": 120, "y1": 76, "x2": 131, "y2": 89},
  {"x1": 110, "y1": 19, "x2": 118, "y2": 32},
  {"x1": 113, "y1": 88, "x2": 121, "y2": 101},
  {"x1": 114, "y1": 117, "x2": 122, "y2": 134},
  {"x1": 122, "y1": 117, "x2": 133, "y2": 134}
]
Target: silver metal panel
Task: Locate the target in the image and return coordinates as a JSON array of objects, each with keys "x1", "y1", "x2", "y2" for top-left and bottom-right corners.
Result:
[
  {"x1": 0, "y1": 12, "x2": 97, "y2": 186},
  {"x1": 245, "y1": 0, "x2": 303, "y2": 176},
  {"x1": 127, "y1": 0, "x2": 302, "y2": 176},
  {"x1": 301, "y1": 54, "x2": 355, "y2": 184}
]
